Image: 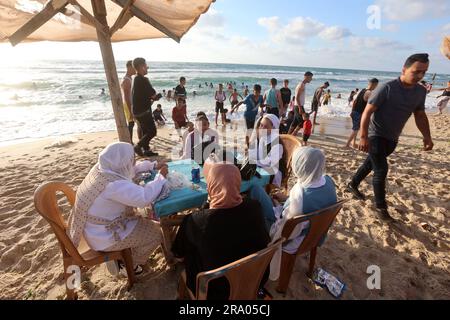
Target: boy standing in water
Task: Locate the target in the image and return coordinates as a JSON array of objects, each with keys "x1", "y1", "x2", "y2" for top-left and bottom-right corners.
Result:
[
  {"x1": 310, "y1": 81, "x2": 330, "y2": 126},
  {"x1": 322, "y1": 89, "x2": 331, "y2": 106},
  {"x1": 263, "y1": 78, "x2": 284, "y2": 117},
  {"x1": 289, "y1": 71, "x2": 314, "y2": 136},
  {"x1": 215, "y1": 84, "x2": 227, "y2": 126},
  {"x1": 175, "y1": 77, "x2": 187, "y2": 98},
  {"x1": 231, "y1": 84, "x2": 264, "y2": 147},
  {"x1": 229, "y1": 88, "x2": 243, "y2": 111},
  {"x1": 280, "y1": 79, "x2": 292, "y2": 118}
]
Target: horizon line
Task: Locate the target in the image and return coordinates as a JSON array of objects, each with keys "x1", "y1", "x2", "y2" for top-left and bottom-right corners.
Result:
[{"x1": 3, "y1": 58, "x2": 449, "y2": 77}]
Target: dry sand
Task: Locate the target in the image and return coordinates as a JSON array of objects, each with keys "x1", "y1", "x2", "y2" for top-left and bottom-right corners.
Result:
[{"x1": 0, "y1": 114, "x2": 449, "y2": 300}]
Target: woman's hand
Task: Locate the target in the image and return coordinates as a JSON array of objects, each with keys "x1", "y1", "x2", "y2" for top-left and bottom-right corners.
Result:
[
  {"x1": 155, "y1": 161, "x2": 167, "y2": 170},
  {"x1": 159, "y1": 165, "x2": 169, "y2": 178},
  {"x1": 273, "y1": 192, "x2": 288, "y2": 203}
]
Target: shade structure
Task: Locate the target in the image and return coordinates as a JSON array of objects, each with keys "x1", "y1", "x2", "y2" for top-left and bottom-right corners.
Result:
[
  {"x1": 441, "y1": 36, "x2": 450, "y2": 60},
  {"x1": 0, "y1": 0, "x2": 214, "y2": 142}
]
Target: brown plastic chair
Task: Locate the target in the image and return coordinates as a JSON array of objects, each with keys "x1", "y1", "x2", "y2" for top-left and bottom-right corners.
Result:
[
  {"x1": 276, "y1": 200, "x2": 346, "y2": 294},
  {"x1": 263, "y1": 134, "x2": 303, "y2": 195},
  {"x1": 279, "y1": 134, "x2": 302, "y2": 190},
  {"x1": 178, "y1": 238, "x2": 284, "y2": 300},
  {"x1": 33, "y1": 181, "x2": 135, "y2": 300}
]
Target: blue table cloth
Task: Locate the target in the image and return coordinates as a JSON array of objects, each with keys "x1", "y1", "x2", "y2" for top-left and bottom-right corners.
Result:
[{"x1": 153, "y1": 160, "x2": 270, "y2": 218}]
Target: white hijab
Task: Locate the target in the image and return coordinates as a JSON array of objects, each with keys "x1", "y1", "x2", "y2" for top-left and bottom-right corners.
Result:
[
  {"x1": 98, "y1": 142, "x2": 135, "y2": 181},
  {"x1": 269, "y1": 147, "x2": 326, "y2": 281}
]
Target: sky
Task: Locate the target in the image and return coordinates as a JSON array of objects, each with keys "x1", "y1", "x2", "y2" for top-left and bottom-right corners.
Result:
[{"x1": 0, "y1": 0, "x2": 449, "y2": 73}]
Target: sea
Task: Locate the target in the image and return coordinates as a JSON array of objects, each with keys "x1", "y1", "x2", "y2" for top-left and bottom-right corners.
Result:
[{"x1": 0, "y1": 60, "x2": 447, "y2": 146}]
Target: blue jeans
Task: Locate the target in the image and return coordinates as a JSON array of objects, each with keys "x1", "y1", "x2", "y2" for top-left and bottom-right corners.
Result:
[
  {"x1": 351, "y1": 136, "x2": 397, "y2": 209},
  {"x1": 248, "y1": 185, "x2": 276, "y2": 231}
]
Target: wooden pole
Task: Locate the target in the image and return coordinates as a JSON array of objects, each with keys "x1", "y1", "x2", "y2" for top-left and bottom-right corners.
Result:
[{"x1": 91, "y1": 0, "x2": 130, "y2": 143}]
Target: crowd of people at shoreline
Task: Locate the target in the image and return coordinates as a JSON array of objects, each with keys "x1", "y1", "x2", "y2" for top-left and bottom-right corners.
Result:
[{"x1": 64, "y1": 53, "x2": 446, "y2": 299}]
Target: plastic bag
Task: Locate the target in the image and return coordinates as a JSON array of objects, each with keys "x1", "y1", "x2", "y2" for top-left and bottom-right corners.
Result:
[
  {"x1": 166, "y1": 171, "x2": 192, "y2": 190},
  {"x1": 312, "y1": 268, "x2": 346, "y2": 299}
]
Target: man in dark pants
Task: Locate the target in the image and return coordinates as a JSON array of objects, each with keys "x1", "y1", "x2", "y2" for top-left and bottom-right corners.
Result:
[
  {"x1": 132, "y1": 58, "x2": 162, "y2": 157},
  {"x1": 346, "y1": 53, "x2": 434, "y2": 222}
]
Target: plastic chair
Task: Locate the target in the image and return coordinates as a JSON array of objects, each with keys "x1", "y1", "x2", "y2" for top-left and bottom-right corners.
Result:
[
  {"x1": 279, "y1": 134, "x2": 302, "y2": 190},
  {"x1": 33, "y1": 181, "x2": 135, "y2": 300},
  {"x1": 178, "y1": 238, "x2": 284, "y2": 300},
  {"x1": 265, "y1": 134, "x2": 302, "y2": 194},
  {"x1": 276, "y1": 200, "x2": 346, "y2": 294}
]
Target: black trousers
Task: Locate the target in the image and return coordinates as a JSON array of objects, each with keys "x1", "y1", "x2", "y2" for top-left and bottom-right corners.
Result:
[
  {"x1": 351, "y1": 136, "x2": 397, "y2": 209},
  {"x1": 135, "y1": 111, "x2": 157, "y2": 151}
]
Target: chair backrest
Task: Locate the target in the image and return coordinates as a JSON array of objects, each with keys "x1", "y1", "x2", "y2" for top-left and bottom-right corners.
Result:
[
  {"x1": 195, "y1": 238, "x2": 284, "y2": 300},
  {"x1": 279, "y1": 135, "x2": 302, "y2": 188},
  {"x1": 34, "y1": 181, "x2": 85, "y2": 264},
  {"x1": 281, "y1": 200, "x2": 346, "y2": 256}
]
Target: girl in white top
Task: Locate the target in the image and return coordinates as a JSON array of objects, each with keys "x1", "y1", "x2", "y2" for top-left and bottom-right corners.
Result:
[{"x1": 248, "y1": 114, "x2": 284, "y2": 187}]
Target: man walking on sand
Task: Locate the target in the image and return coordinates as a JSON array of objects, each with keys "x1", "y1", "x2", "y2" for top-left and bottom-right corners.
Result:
[
  {"x1": 346, "y1": 53, "x2": 434, "y2": 222},
  {"x1": 132, "y1": 58, "x2": 163, "y2": 157},
  {"x1": 288, "y1": 71, "x2": 314, "y2": 136}
]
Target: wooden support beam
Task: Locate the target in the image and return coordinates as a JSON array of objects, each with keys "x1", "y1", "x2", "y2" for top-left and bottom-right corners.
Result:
[
  {"x1": 111, "y1": 0, "x2": 181, "y2": 42},
  {"x1": 9, "y1": 0, "x2": 69, "y2": 46},
  {"x1": 91, "y1": 0, "x2": 131, "y2": 143},
  {"x1": 110, "y1": 0, "x2": 135, "y2": 36},
  {"x1": 67, "y1": 0, "x2": 109, "y2": 37}
]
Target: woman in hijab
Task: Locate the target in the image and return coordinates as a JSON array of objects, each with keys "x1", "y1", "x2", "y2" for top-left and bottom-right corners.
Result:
[
  {"x1": 248, "y1": 114, "x2": 284, "y2": 187},
  {"x1": 172, "y1": 161, "x2": 270, "y2": 300},
  {"x1": 248, "y1": 147, "x2": 337, "y2": 281},
  {"x1": 68, "y1": 142, "x2": 169, "y2": 275}
]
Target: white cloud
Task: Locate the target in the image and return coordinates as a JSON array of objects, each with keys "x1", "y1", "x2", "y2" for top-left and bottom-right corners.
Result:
[
  {"x1": 258, "y1": 16, "x2": 352, "y2": 43},
  {"x1": 349, "y1": 36, "x2": 413, "y2": 51},
  {"x1": 382, "y1": 24, "x2": 400, "y2": 33},
  {"x1": 195, "y1": 8, "x2": 225, "y2": 28},
  {"x1": 319, "y1": 26, "x2": 353, "y2": 41},
  {"x1": 376, "y1": 0, "x2": 450, "y2": 21},
  {"x1": 424, "y1": 23, "x2": 450, "y2": 44},
  {"x1": 230, "y1": 36, "x2": 253, "y2": 47},
  {"x1": 257, "y1": 17, "x2": 281, "y2": 33}
]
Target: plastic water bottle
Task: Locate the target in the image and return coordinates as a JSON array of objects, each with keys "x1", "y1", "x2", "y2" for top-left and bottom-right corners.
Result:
[{"x1": 191, "y1": 162, "x2": 201, "y2": 184}]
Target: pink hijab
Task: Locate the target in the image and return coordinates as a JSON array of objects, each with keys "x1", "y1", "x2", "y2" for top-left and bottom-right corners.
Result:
[{"x1": 204, "y1": 162, "x2": 243, "y2": 210}]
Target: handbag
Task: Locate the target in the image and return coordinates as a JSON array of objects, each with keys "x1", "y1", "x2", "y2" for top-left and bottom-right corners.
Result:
[{"x1": 239, "y1": 157, "x2": 261, "y2": 181}]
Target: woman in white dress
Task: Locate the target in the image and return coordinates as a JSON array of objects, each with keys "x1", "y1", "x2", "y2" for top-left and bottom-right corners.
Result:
[{"x1": 68, "y1": 142, "x2": 169, "y2": 274}]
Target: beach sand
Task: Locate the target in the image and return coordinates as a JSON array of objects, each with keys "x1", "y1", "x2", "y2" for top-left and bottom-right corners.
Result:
[{"x1": 0, "y1": 114, "x2": 449, "y2": 300}]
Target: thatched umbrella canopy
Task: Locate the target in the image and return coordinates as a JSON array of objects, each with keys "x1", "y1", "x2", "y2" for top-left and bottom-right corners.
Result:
[
  {"x1": 441, "y1": 36, "x2": 450, "y2": 60},
  {"x1": 0, "y1": 0, "x2": 215, "y2": 142}
]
